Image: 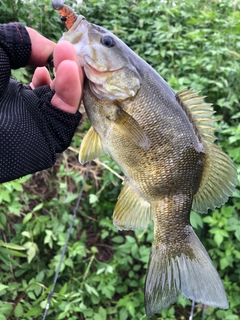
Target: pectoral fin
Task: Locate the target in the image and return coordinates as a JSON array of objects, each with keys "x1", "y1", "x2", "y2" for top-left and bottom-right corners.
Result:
[
  {"x1": 79, "y1": 126, "x2": 106, "y2": 164},
  {"x1": 193, "y1": 140, "x2": 238, "y2": 213},
  {"x1": 113, "y1": 181, "x2": 152, "y2": 230},
  {"x1": 107, "y1": 106, "x2": 150, "y2": 150}
]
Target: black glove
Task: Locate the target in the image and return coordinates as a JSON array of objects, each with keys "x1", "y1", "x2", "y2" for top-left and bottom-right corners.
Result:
[{"x1": 0, "y1": 23, "x2": 81, "y2": 183}]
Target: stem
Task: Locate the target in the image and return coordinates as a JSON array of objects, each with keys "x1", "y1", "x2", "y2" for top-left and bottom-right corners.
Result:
[{"x1": 83, "y1": 254, "x2": 95, "y2": 282}]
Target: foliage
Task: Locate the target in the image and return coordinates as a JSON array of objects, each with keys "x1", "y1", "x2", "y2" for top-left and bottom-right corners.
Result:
[{"x1": 0, "y1": 0, "x2": 239, "y2": 319}]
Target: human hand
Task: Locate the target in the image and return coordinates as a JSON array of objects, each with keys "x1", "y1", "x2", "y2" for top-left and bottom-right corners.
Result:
[
  {"x1": 30, "y1": 41, "x2": 84, "y2": 114},
  {"x1": 26, "y1": 27, "x2": 56, "y2": 67}
]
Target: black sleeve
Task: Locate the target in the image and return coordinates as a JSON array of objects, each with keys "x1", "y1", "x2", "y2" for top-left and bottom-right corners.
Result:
[{"x1": 0, "y1": 23, "x2": 82, "y2": 183}]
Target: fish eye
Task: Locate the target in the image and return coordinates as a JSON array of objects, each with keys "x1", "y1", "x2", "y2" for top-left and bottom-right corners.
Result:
[{"x1": 101, "y1": 35, "x2": 115, "y2": 48}]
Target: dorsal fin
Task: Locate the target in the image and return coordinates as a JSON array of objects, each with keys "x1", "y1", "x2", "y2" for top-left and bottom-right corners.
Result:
[{"x1": 176, "y1": 88, "x2": 217, "y2": 143}]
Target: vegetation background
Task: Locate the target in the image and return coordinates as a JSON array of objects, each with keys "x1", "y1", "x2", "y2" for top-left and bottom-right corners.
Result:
[{"x1": 0, "y1": 0, "x2": 239, "y2": 319}]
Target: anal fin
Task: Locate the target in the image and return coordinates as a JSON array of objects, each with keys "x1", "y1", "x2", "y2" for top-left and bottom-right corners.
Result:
[
  {"x1": 113, "y1": 181, "x2": 152, "y2": 230},
  {"x1": 79, "y1": 126, "x2": 106, "y2": 164}
]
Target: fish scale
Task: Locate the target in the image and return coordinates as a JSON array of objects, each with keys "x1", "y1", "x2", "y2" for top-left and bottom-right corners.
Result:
[
  {"x1": 118, "y1": 75, "x2": 204, "y2": 197},
  {"x1": 52, "y1": 1, "x2": 238, "y2": 317}
]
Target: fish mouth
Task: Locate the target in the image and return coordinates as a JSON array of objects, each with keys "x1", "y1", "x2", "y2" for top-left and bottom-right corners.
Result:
[
  {"x1": 60, "y1": 16, "x2": 90, "y2": 67},
  {"x1": 85, "y1": 61, "x2": 109, "y2": 85},
  {"x1": 61, "y1": 15, "x2": 88, "y2": 43},
  {"x1": 85, "y1": 55, "x2": 122, "y2": 73},
  {"x1": 83, "y1": 59, "x2": 129, "y2": 101},
  {"x1": 84, "y1": 60, "x2": 122, "y2": 88}
]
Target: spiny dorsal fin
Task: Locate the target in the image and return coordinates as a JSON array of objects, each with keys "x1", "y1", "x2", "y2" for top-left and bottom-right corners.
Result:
[{"x1": 177, "y1": 88, "x2": 217, "y2": 143}]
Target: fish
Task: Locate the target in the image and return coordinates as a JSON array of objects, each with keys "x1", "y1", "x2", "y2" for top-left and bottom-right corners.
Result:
[{"x1": 52, "y1": 1, "x2": 238, "y2": 317}]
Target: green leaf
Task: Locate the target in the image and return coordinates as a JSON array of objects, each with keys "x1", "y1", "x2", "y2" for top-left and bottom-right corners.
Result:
[
  {"x1": 131, "y1": 243, "x2": 138, "y2": 258},
  {"x1": 203, "y1": 216, "x2": 213, "y2": 224},
  {"x1": 0, "y1": 241, "x2": 26, "y2": 250},
  {"x1": 0, "y1": 190, "x2": 11, "y2": 203},
  {"x1": 63, "y1": 193, "x2": 79, "y2": 204},
  {"x1": 23, "y1": 242, "x2": 38, "y2": 263},
  {"x1": 21, "y1": 231, "x2": 31, "y2": 239},
  {"x1": 11, "y1": 181, "x2": 23, "y2": 192},
  {"x1": 0, "y1": 213, "x2": 7, "y2": 229},
  {"x1": 220, "y1": 257, "x2": 230, "y2": 270},
  {"x1": 126, "y1": 235, "x2": 135, "y2": 244},
  {"x1": 0, "y1": 301, "x2": 12, "y2": 315},
  {"x1": 40, "y1": 300, "x2": 47, "y2": 309},
  {"x1": 23, "y1": 213, "x2": 33, "y2": 224},
  {"x1": 14, "y1": 303, "x2": 23, "y2": 317},
  {"x1": 64, "y1": 258, "x2": 73, "y2": 268},
  {"x1": 112, "y1": 236, "x2": 124, "y2": 243},
  {"x1": 89, "y1": 194, "x2": 99, "y2": 204},
  {"x1": 0, "y1": 247, "x2": 27, "y2": 258},
  {"x1": 84, "y1": 283, "x2": 99, "y2": 297},
  {"x1": 27, "y1": 292, "x2": 36, "y2": 300},
  {"x1": 24, "y1": 306, "x2": 42, "y2": 317},
  {"x1": 33, "y1": 203, "x2": 43, "y2": 212},
  {"x1": 226, "y1": 315, "x2": 240, "y2": 320},
  {"x1": 214, "y1": 233, "x2": 223, "y2": 247},
  {"x1": 0, "y1": 284, "x2": 8, "y2": 292},
  {"x1": 83, "y1": 308, "x2": 94, "y2": 317},
  {"x1": 0, "y1": 251, "x2": 19, "y2": 266},
  {"x1": 59, "y1": 283, "x2": 68, "y2": 295},
  {"x1": 232, "y1": 189, "x2": 240, "y2": 198},
  {"x1": 8, "y1": 282, "x2": 21, "y2": 292},
  {"x1": 235, "y1": 226, "x2": 240, "y2": 241},
  {"x1": 119, "y1": 307, "x2": 128, "y2": 320},
  {"x1": 8, "y1": 203, "x2": 21, "y2": 216},
  {"x1": 190, "y1": 211, "x2": 203, "y2": 229}
]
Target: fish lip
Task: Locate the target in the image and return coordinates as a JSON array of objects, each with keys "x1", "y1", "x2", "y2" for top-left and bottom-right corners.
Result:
[
  {"x1": 86, "y1": 61, "x2": 107, "y2": 73},
  {"x1": 84, "y1": 60, "x2": 122, "y2": 86},
  {"x1": 84, "y1": 55, "x2": 121, "y2": 73}
]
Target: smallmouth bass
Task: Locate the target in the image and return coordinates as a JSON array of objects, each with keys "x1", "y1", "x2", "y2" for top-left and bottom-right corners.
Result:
[{"x1": 52, "y1": 1, "x2": 238, "y2": 317}]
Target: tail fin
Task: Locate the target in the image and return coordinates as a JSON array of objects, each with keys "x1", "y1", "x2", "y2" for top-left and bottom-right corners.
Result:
[{"x1": 144, "y1": 226, "x2": 228, "y2": 317}]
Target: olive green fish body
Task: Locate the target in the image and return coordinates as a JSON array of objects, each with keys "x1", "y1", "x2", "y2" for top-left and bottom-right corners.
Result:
[
  {"x1": 53, "y1": 2, "x2": 237, "y2": 317},
  {"x1": 83, "y1": 66, "x2": 205, "y2": 200}
]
